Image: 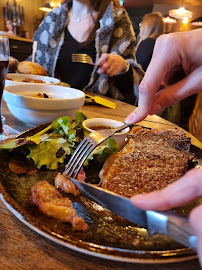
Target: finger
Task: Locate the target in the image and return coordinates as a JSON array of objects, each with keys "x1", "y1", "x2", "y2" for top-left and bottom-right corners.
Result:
[
  {"x1": 149, "y1": 66, "x2": 202, "y2": 115},
  {"x1": 107, "y1": 65, "x2": 118, "y2": 77},
  {"x1": 97, "y1": 53, "x2": 108, "y2": 67},
  {"x1": 125, "y1": 34, "x2": 183, "y2": 124},
  {"x1": 189, "y1": 204, "x2": 202, "y2": 266},
  {"x1": 125, "y1": 107, "x2": 149, "y2": 125},
  {"x1": 97, "y1": 62, "x2": 110, "y2": 74},
  {"x1": 104, "y1": 66, "x2": 114, "y2": 77},
  {"x1": 131, "y1": 168, "x2": 202, "y2": 211}
]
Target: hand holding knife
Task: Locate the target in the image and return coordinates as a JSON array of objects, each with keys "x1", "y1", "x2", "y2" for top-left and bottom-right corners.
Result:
[{"x1": 68, "y1": 177, "x2": 197, "y2": 250}]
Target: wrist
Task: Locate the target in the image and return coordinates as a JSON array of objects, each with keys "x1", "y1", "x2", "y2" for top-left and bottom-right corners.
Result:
[{"x1": 117, "y1": 60, "x2": 130, "y2": 75}]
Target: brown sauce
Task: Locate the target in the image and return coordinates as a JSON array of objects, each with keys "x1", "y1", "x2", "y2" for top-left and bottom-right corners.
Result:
[{"x1": 89, "y1": 125, "x2": 113, "y2": 131}]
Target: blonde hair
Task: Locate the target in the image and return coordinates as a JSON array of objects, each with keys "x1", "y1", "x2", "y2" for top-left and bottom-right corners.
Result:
[{"x1": 136, "y1": 12, "x2": 164, "y2": 50}]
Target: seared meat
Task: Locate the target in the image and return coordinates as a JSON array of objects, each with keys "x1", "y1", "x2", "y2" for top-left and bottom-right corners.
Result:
[
  {"x1": 30, "y1": 181, "x2": 88, "y2": 231},
  {"x1": 153, "y1": 128, "x2": 191, "y2": 152},
  {"x1": 55, "y1": 173, "x2": 80, "y2": 197},
  {"x1": 99, "y1": 127, "x2": 191, "y2": 197}
]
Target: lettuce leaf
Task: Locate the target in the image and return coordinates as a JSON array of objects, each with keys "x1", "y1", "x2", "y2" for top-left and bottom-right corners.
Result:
[
  {"x1": 84, "y1": 137, "x2": 118, "y2": 166},
  {"x1": 0, "y1": 113, "x2": 87, "y2": 170},
  {"x1": 75, "y1": 111, "x2": 87, "y2": 128},
  {"x1": 0, "y1": 113, "x2": 118, "y2": 172},
  {"x1": 27, "y1": 138, "x2": 71, "y2": 170}
]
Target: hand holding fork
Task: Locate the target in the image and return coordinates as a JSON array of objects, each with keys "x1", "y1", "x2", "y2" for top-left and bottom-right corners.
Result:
[{"x1": 72, "y1": 53, "x2": 130, "y2": 77}]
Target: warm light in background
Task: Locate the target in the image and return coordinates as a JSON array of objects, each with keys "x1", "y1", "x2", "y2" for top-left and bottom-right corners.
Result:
[
  {"x1": 191, "y1": 16, "x2": 202, "y2": 26},
  {"x1": 169, "y1": 7, "x2": 193, "y2": 19},
  {"x1": 182, "y1": 17, "x2": 189, "y2": 24},
  {"x1": 39, "y1": 3, "x2": 52, "y2": 12},
  {"x1": 163, "y1": 16, "x2": 177, "y2": 24},
  {"x1": 39, "y1": 2, "x2": 61, "y2": 12}
]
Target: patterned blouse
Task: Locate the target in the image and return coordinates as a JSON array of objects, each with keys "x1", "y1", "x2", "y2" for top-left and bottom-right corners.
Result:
[{"x1": 27, "y1": 1, "x2": 144, "y2": 104}]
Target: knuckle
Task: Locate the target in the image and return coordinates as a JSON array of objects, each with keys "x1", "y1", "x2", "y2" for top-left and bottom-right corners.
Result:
[
  {"x1": 139, "y1": 81, "x2": 150, "y2": 96},
  {"x1": 156, "y1": 33, "x2": 177, "y2": 50}
]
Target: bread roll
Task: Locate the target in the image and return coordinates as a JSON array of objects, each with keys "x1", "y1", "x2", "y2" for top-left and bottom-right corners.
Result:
[{"x1": 17, "y1": 61, "x2": 47, "y2": 76}]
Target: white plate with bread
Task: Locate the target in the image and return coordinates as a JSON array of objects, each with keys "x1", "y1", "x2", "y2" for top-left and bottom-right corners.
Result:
[{"x1": 6, "y1": 61, "x2": 60, "y2": 86}]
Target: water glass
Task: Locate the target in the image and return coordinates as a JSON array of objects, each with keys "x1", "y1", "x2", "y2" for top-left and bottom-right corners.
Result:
[{"x1": 0, "y1": 36, "x2": 10, "y2": 141}]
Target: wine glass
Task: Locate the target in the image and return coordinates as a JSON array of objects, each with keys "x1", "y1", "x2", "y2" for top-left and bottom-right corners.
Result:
[{"x1": 0, "y1": 36, "x2": 10, "y2": 141}]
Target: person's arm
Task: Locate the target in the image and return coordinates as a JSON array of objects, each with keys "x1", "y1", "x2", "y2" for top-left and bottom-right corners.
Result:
[
  {"x1": 125, "y1": 29, "x2": 202, "y2": 124},
  {"x1": 131, "y1": 168, "x2": 202, "y2": 266}
]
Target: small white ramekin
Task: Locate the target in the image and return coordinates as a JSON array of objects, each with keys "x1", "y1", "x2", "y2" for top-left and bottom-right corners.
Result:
[{"x1": 82, "y1": 118, "x2": 129, "y2": 149}]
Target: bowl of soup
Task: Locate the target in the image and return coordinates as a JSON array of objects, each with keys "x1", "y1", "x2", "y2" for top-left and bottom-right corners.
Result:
[{"x1": 4, "y1": 84, "x2": 85, "y2": 126}]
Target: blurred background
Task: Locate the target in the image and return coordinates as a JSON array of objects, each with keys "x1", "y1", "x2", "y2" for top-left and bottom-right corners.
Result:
[
  {"x1": 0, "y1": 0, "x2": 201, "y2": 39},
  {"x1": 0, "y1": 0, "x2": 201, "y2": 140}
]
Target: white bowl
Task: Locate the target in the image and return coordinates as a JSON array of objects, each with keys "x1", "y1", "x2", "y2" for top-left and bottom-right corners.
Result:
[
  {"x1": 3, "y1": 84, "x2": 85, "y2": 126},
  {"x1": 5, "y1": 73, "x2": 60, "y2": 86},
  {"x1": 82, "y1": 118, "x2": 130, "y2": 149}
]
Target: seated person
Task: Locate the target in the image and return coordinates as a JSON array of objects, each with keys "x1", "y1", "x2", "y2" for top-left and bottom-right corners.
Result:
[
  {"x1": 24, "y1": 0, "x2": 144, "y2": 105},
  {"x1": 135, "y1": 12, "x2": 164, "y2": 71}
]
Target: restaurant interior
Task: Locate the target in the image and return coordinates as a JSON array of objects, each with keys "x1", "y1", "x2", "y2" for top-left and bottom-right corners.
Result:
[
  {"x1": 0, "y1": 1, "x2": 202, "y2": 269},
  {"x1": 0, "y1": 0, "x2": 201, "y2": 139}
]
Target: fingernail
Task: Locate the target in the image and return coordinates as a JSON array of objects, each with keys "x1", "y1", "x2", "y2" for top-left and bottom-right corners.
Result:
[{"x1": 125, "y1": 113, "x2": 136, "y2": 125}]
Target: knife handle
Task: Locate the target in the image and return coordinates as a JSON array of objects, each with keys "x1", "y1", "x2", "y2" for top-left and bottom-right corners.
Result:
[{"x1": 146, "y1": 210, "x2": 197, "y2": 250}]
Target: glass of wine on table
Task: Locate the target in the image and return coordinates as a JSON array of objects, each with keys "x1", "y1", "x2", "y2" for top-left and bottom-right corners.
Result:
[{"x1": 0, "y1": 36, "x2": 9, "y2": 141}]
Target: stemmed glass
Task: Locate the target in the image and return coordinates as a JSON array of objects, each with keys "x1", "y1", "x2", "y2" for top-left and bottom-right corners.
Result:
[{"x1": 0, "y1": 36, "x2": 10, "y2": 141}]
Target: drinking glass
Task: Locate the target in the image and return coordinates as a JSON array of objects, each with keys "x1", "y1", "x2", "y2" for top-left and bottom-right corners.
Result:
[{"x1": 0, "y1": 36, "x2": 10, "y2": 141}]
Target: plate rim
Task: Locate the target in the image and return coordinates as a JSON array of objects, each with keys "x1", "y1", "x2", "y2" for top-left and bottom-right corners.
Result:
[{"x1": 0, "y1": 193, "x2": 197, "y2": 264}]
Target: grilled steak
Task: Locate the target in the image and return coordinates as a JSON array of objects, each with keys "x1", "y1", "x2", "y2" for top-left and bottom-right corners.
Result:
[
  {"x1": 152, "y1": 128, "x2": 192, "y2": 152},
  {"x1": 99, "y1": 127, "x2": 192, "y2": 197}
]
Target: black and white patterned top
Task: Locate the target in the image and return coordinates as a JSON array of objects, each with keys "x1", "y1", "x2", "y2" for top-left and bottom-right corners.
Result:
[{"x1": 27, "y1": 1, "x2": 144, "y2": 104}]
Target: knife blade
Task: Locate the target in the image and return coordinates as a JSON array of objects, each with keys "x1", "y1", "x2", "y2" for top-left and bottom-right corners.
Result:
[{"x1": 69, "y1": 177, "x2": 197, "y2": 250}]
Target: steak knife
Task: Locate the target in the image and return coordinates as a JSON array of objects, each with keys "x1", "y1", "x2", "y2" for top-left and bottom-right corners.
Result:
[{"x1": 69, "y1": 177, "x2": 197, "y2": 250}]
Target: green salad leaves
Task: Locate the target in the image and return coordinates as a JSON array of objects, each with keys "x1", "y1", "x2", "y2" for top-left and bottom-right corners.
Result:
[{"x1": 0, "y1": 112, "x2": 118, "y2": 172}]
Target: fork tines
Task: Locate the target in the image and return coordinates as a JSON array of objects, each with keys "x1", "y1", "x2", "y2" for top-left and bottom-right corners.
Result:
[
  {"x1": 72, "y1": 54, "x2": 94, "y2": 65},
  {"x1": 64, "y1": 124, "x2": 129, "y2": 178},
  {"x1": 64, "y1": 137, "x2": 96, "y2": 178}
]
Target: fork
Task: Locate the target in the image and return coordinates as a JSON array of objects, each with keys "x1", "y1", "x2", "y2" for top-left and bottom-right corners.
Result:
[
  {"x1": 64, "y1": 124, "x2": 129, "y2": 178},
  {"x1": 72, "y1": 54, "x2": 97, "y2": 66}
]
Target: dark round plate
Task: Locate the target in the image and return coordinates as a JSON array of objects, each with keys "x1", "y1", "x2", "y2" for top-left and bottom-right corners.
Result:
[{"x1": 0, "y1": 124, "x2": 201, "y2": 264}]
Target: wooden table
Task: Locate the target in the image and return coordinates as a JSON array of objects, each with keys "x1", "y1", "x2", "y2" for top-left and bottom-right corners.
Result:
[{"x1": 1, "y1": 99, "x2": 201, "y2": 270}]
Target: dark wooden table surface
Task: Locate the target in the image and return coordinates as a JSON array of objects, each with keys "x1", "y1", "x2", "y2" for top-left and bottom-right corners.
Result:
[{"x1": 0, "y1": 99, "x2": 201, "y2": 270}]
